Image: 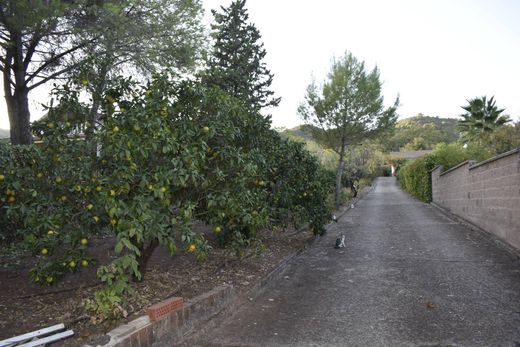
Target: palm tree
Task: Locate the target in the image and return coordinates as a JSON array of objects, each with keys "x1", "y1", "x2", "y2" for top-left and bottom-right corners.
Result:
[{"x1": 458, "y1": 96, "x2": 511, "y2": 143}]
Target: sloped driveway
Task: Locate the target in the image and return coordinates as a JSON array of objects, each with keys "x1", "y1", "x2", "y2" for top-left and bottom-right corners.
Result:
[{"x1": 191, "y1": 177, "x2": 520, "y2": 347}]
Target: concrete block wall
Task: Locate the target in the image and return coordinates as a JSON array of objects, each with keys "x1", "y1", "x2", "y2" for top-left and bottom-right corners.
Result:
[{"x1": 431, "y1": 148, "x2": 520, "y2": 249}]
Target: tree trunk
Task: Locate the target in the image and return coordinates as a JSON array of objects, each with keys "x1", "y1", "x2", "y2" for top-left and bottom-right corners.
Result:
[
  {"x1": 335, "y1": 146, "x2": 346, "y2": 209},
  {"x1": 6, "y1": 89, "x2": 33, "y2": 145},
  {"x1": 4, "y1": 30, "x2": 33, "y2": 145},
  {"x1": 85, "y1": 63, "x2": 108, "y2": 142},
  {"x1": 350, "y1": 180, "x2": 358, "y2": 198},
  {"x1": 133, "y1": 239, "x2": 159, "y2": 282}
]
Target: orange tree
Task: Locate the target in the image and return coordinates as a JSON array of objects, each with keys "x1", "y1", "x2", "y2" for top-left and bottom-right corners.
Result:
[
  {"x1": 0, "y1": 73, "x2": 333, "y2": 321},
  {"x1": 252, "y1": 130, "x2": 334, "y2": 235}
]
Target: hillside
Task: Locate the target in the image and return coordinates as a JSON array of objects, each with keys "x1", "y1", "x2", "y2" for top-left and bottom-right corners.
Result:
[
  {"x1": 387, "y1": 114, "x2": 459, "y2": 151},
  {"x1": 281, "y1": 115, "x2": 460, "y2": 159},
  {"x1": 280, "y1": 126, "x2": 338, "y2": 170}
]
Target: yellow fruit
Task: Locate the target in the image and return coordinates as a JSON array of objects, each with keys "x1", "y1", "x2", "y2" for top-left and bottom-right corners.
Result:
[
  {"x1": 303, "y1": 192, "x2": 307, "y2": 197},
  {"x1": 96, "y1": 186, "x2": 102, "y2": 192},
  {"x1": 213, "y1": 226, "x2": 221, "y2": 233},
  {"x1": 47, "y1": 122, "x2": 54, "y2": 129},
  {"x1": 8, "y1": 196, "x2": 15, "y2": 203},
  {"x1": 86, "y1": 203, "x2": 94, "y2": 210},
  {"x1": 46, "y1": 276, "x2": 53, "y2": 284},
  {"x1": 148, "y1": 184, "x2": 154, "y2": 191},
  {"x1": 0, "y1": 174, "x2": 4, "y2": 181},
  {"x1": 47, "y1": 230, "x2": 55, "y2": 235},
  {"x1": 66, "y1": 121, "x2": 71, "y2": 127},
  {"x1": 202, "y1": 126, "x2": 210, "y2": 133},
  {"x1": 112, "y1": 126, "x2": 119, "y2": 133},
  {"x1": 31, "y1": 159, "x2": 36, "y2": 165},
  {"x1": 160, "y1": 109, "x2": 167, "y2": 117},
  {"x1": 36, "y1": 172, "x2": 43, "y2": 178},
  {"x1": 55, "y1": 176, "x2": 62, "y2": 183},
  {"x1": 133, "y1": 125, "x2": 141, "y2": 132},
  {"x1": 93, "y1": 216, "x2": 99, "y2": 223},
  {"x1": 160, "y1": 187, "x2": 167, "y2": 193},
  {"x1": 80, "y1": 79, "x2": 89, "y2": 86},
  {"x1": 110, "y1": 219, "x2": 117, "y2": 226},
  {"x1": 74, "y1": 185, "x2": 81, "y2": 192},
  {"x1": 60, "y1": 195, "x2": 67, "y2": 202},
  {"x1": 80, "y1": 238, "x2": 88, "y2": 246},
  {"x1": 106, "y1": 95, "x2": 115, "y2": 103},
  {"x1": 81, "y1": 260, "x2": 88, "y2": 267},
  {"x1": 69, "y1": 260, "x2": 76, "y2": 268},
  {"x1": 109, "y1": 189, "x2": 116, "y2": 196},
  {"x1": 41, "y1": 248, "x2": 48, "y2": 255},
  {"x1": 187, "y1": 244, "x2": 196, "y2": 253}
]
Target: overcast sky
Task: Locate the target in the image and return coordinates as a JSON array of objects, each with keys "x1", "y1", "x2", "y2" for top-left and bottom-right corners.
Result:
[{"x1": 1, "y1": 0, "x2": 519, "y2": 130}]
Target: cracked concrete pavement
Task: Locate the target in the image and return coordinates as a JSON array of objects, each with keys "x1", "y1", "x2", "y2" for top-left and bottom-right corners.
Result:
[{"x1": 190, "y1": 177, "x2": 520, "y2": 347}]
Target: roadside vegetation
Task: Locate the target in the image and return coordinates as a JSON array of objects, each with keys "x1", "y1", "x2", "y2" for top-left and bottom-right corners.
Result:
[
  {"x1": 0, "y1": 0, "x2": 336, "y2": 327},
  {"x1": 398, "y1": 98, "x2": 520, "y2": 202}
]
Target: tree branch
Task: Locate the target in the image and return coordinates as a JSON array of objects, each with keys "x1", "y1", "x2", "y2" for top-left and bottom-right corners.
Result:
[
  {"x1": 25, "y1": 38, "x2": 95, "y2": 85},
  {"x1": 28, "y1": 64, "x2": 77, "y2": 90},
  {"x1": 24, "y1": 25, "x2": 43, "y2": 70}
]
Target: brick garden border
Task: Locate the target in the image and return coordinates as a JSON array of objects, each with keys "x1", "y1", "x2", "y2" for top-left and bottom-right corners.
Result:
[{"x1": 83, "y1": 236, "x2": 317, "y2": 347}]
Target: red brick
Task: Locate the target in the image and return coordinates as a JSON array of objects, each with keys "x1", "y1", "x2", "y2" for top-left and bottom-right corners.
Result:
[{"x1": 146, "y1": 297, "x2": 183, "y2": 321}]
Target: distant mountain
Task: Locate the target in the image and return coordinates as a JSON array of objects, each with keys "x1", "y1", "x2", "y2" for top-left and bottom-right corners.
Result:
[
  {"x1": 281, "y1": 114, "x2": 460, "y2": 155},
  {"x1": 387, "y1": 115, "x2": 459, "y2": 151}
]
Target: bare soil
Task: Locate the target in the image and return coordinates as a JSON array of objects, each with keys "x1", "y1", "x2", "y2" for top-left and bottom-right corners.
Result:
[{"x1": 0, "y1": 225, "x2": 315, "y2": 346}]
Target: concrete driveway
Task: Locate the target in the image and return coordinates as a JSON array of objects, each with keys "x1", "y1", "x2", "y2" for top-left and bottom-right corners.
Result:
[{"x1": 191, "y1": 177, "x2": 520, "y2": 347}]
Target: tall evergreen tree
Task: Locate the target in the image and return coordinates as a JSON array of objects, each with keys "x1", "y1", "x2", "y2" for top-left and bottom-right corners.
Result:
[{"x1": 204, "y1": 0, "x2": 280, "y2": 112}]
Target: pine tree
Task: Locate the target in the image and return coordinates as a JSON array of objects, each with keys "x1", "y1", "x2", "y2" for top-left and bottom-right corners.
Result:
[
  {"x1": 299, "y1": 52, "x2": 398, "y2": 208},
  {"x1": 205, "y1": 0, "x2": 280, "y2": 111}
]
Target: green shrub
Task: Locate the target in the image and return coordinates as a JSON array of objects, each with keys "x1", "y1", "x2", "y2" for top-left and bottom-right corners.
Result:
[
  {"x1": 398, "y1": 154, "x2": 436, "y2": 202},
  {"x1": 398, "y1": 142, "x2": 498, "y2": 202},
  {"x1": 1, "y1": 73, "x2": 334, "y2": 322}
]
